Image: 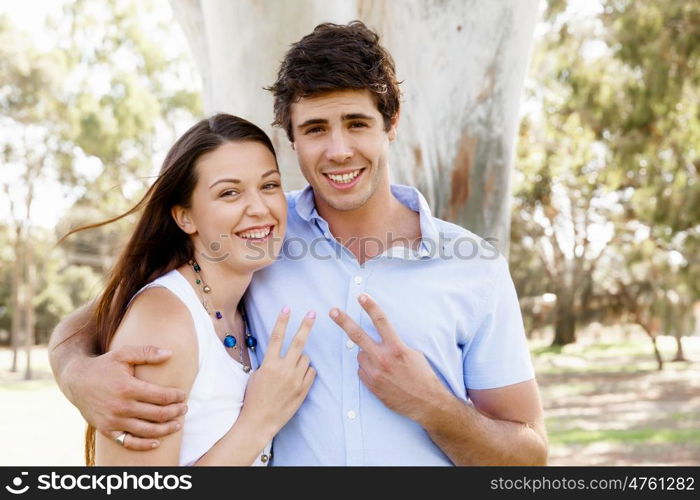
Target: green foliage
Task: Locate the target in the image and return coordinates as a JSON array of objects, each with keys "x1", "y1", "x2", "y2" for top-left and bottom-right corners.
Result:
[
  {"x1": 513, "y1": 0, "x2": 700, "y2": 343},
  {"x1": 0, "y1": 0, "x2": 201, "y2": 346}
]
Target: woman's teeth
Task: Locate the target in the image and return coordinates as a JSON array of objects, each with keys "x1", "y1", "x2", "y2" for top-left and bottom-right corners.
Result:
[
  {"x1": 238, "y1": 227, "x2": 272, "y2": 239},
  {"x1": 327, "y1": 170, "x2": 361, "y2": 184}
]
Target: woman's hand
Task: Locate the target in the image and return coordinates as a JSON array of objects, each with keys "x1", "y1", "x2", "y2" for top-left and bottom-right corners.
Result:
[{"x1": 239, "y1": 307, "x2": 316, "y2": 435}]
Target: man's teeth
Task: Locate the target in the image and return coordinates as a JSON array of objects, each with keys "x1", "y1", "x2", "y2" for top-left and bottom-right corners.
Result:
[
  {"x1": 327, "y1": 170, "x2": 361, "y2": 184},
  {"x1": 238, "y1": 227, "x2": 271, "y2": 239}
]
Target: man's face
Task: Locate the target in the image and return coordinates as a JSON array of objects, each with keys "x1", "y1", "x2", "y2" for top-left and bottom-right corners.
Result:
[{"x1": 290, "y1": 89, "x2": 397, "y2": 215}]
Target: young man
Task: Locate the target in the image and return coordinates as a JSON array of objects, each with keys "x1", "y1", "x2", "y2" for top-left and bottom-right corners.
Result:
[{"x1": 50, "y1": 21, "x2": 547, "y2": 465}]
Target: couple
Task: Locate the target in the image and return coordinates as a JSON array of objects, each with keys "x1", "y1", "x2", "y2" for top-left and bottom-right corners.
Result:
[{"x1": 51, "y1": 21, "x2": 547, "y2": 466}]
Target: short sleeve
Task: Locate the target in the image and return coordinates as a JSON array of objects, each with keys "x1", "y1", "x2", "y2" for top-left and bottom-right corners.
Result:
[{"x1": 462, "y1": 256, "x2": 534, "y2": 390}]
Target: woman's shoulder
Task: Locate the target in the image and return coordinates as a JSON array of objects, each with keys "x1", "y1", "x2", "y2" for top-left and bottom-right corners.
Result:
[{"x1": 111, "y1": 285, "x2": 197, "y2": 367}]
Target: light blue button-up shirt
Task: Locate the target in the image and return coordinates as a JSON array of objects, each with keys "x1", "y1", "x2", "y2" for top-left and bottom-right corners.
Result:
[{"x1": 244, "y1": 184, "x2": 534, "y2": 465}]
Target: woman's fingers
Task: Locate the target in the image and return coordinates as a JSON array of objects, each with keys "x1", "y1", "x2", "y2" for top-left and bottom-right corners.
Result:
[
  {"x1": 284, "y1": 311, "x2": 316, "y2": 360},
  {"x1": 265, "y1": 306, "x2": 291, "y2": 359}
]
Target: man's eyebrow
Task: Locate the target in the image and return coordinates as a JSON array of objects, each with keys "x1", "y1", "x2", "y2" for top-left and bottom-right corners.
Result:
[
  {"x1": 296, "y1": 118, "x2": 327, "y2": 130},
  {"x1": 343, "y1": 113, "x2": 375, "y2": 121}
]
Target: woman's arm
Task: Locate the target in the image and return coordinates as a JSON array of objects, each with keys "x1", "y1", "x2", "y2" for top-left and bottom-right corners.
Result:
[
  {"x1": 49, "y1": 302, "x2": 187, "y2": 451},
  {"x1": 94, "y1": 287, "x2": 197, "y2": 465}
]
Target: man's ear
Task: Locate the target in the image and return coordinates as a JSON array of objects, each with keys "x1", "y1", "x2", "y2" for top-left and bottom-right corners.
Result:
[
  {"x1": 388, "y1": 110, "x2": 400, "y2": 141},
  {"x1": 171, "y1": 206, "x2": 196, "y2": 235}
]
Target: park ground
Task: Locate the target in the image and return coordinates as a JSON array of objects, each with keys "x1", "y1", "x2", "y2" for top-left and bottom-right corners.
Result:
[{"x1": 1, "y1": 325, "x2": 698, "y2": 466}]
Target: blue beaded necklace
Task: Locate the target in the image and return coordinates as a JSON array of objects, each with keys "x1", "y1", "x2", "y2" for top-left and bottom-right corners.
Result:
[{"x1": 190, "y1": 259, "x2": 257, "y2": 373}]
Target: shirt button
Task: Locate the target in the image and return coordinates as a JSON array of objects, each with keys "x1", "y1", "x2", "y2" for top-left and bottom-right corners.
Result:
[
  {"x1": 347, "y1": 410, "x2": 357, "y2": 420},
  {"x1": 324, "y1": 232, "x2": 331, "y2": 239},
  {"x1": 261, "y1": 454, "x2": 269, "y2": 463},
  {"x1": 346, "y1": 339, "x2": 355, "y2": 349},
  {"x1": 354, "y1": 276, "x2": 362, "y2": 285}
]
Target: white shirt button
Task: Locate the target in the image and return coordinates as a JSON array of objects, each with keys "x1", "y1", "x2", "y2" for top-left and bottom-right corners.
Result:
[
  {"x1": 354, "y1": 276, "x2": 362, "y2": 285},
  {"x1": 347, "y1": 410, "x2": 357, "y2": 420},
  {"x1": 345, "y1": 339, "x2": 355, "y2": 349},
  {"x1": 324, "y1": 231, "x2": 331, "y2": 239}
]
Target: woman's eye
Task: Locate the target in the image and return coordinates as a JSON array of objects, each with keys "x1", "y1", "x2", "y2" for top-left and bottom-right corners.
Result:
[
  {"x1": 220, "y1": 189, "x2": 239, "y2": 197},
  {"x1": 263, "y1": 182, "x2": 280, "y2": 190}
]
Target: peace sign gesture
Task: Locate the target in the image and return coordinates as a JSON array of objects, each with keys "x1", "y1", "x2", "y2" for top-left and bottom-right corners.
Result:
[
  {"x1": 329, "y1": 294, "x2": 451, "y2": 423},
  {"x1": 240, "y1": 307, "x2": 316, "y2": 434}
]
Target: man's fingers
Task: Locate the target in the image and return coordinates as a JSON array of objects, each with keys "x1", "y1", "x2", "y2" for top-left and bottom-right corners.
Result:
[
  {"x1": 329, "y1": 307, "x2": 377, "y2": 354},
  {"x1": 111, "y1": 416, "x2": 183, "y2": 440},
  {"x1": 266, "y1": 306, "x2": 291, "y2": 359},
  {"x1": 127, "y1": 378, "x2": 186, "y2": 406},
  {"x1": 111, "y1": 345, "x2": 173, "y2": 365},
  {"x1": 285, "y1": 311, "x2": 316, "y2": 359},
  {"x1": 104, "y1": 430, "x2": 160, "y2": 451},
  {"x1": 129, "y1": 400, "x2": 188, "y2": 423},
  {"x1": 357, "y1": 294, "x2": 401, "y2": 345}
]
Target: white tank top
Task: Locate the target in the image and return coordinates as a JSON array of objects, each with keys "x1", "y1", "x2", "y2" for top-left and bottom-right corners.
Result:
[{"x1": 133, "y1": 269, "x2": 272, "y2": 466}]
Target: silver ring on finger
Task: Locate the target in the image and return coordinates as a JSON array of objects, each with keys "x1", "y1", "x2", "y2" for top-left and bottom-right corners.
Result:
[{"x1": 115, "y1": 431, "x2": 128, "y2": 447}]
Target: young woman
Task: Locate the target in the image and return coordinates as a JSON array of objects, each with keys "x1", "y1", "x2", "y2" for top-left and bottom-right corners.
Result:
[{"x1": 62, "y1": 114, "x2": 315, "y2": 465}]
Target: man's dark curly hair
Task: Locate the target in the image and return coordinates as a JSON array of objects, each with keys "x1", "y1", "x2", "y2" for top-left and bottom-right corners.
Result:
[{"x1": 267, "y1": 20, "x2": 401, "y2": 141}]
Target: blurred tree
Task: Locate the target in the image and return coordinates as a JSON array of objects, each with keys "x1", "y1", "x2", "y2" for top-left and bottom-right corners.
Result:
[
  {"x1": 0, "y1": 0, "x2": 200, "y2": 377},
  {"x1": 512, "y1": 0, "x2": 699, "y2": 350}
]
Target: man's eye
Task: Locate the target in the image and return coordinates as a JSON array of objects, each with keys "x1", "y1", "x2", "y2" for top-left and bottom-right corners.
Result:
[
  {"x1": 350, "y1": 121, "x2": 368, "y2": 128},
  {"x1": 305, "y1": 126, "x2": 323, "y2": 135}
]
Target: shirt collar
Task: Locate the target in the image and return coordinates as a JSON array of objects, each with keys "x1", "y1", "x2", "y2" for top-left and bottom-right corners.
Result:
[{"x1": 291, "y1": 184, "x2": 441, "y2": 260}]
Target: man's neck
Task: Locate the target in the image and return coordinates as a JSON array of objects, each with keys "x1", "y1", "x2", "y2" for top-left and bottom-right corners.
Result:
[{"x1": 315, "y1": 185, "x2": 422, "y2": 264}]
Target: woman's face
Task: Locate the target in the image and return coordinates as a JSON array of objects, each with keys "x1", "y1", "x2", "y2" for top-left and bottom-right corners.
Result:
[{"x1": 177, "y1": 140, "x2": 287, "y2": 273}]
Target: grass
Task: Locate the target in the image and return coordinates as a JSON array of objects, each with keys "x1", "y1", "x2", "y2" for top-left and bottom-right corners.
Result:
[
  {"x1": 548, "y1": 428, "x2": 700, "y2": 446},
  {"x1": 529, "y1": 327, "x2": 700, "y2": 464}
]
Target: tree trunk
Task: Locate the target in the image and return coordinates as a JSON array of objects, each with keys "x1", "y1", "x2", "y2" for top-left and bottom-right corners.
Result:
[
  {"x1": 551, "y1": 288, "x2": 577, "y2": 346},
  {"x1": 23, "y1": 240, "x2": 35, "y2": 381},
  {"x1": 171, "y1": 0, "x2": 539, "y2": 254},
  {"x1": 650, "y1": 335, "x2": 664, "y2": 371},
  {"x1": 672, "y1": 334, "x2": 686, "y2": 362},
  {"x1": 10, "y1": 225, "x2": 23, "y2": 373}
]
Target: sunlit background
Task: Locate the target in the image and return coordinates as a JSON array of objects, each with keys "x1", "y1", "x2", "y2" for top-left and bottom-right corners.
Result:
[{"x1": 1, "y1": 0, "x2": 698, "y2": 465}]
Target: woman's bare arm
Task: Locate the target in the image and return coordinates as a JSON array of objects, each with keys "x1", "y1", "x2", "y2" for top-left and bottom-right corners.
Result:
[{"x1": 48, "y1": 301, "x2": 187, "y2": 451}]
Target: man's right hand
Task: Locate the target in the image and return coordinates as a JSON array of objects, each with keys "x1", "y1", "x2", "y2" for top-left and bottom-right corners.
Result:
[{"x1": 65, "y1": 345, "x2": 188, "y2": 451}]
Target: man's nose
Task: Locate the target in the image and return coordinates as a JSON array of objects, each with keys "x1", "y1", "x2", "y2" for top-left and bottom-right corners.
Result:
[{"x1": 325, "y1": 129, "x2": 353, "y2": 163}]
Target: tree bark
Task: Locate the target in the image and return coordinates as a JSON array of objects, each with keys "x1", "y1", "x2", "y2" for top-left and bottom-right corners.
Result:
[
  {"x1": 552, "y1": 291, "x2": 577, "y2": 346},
  {"x1": 10, "y1": 224, "x2": 22, "y2": 373},
  {"x1": 23, "y1": 240, "x2": 35, "y2": 381},
  {"x1": 672, "y1": 334, "x2": 686, "y2": 362},
  {"x1": 171, "y1": 0, "x2": 539, "y2": 254}
]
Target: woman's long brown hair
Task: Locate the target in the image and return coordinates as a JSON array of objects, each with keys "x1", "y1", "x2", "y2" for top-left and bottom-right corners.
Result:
[{"x1": 59, "y1": 114, "x2": 277, "y2": 465}]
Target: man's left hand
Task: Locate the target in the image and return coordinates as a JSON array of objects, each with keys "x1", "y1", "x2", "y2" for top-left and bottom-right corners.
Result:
[{"x1": 329, "y1": 294, "x2": 452, "y2": 422}]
